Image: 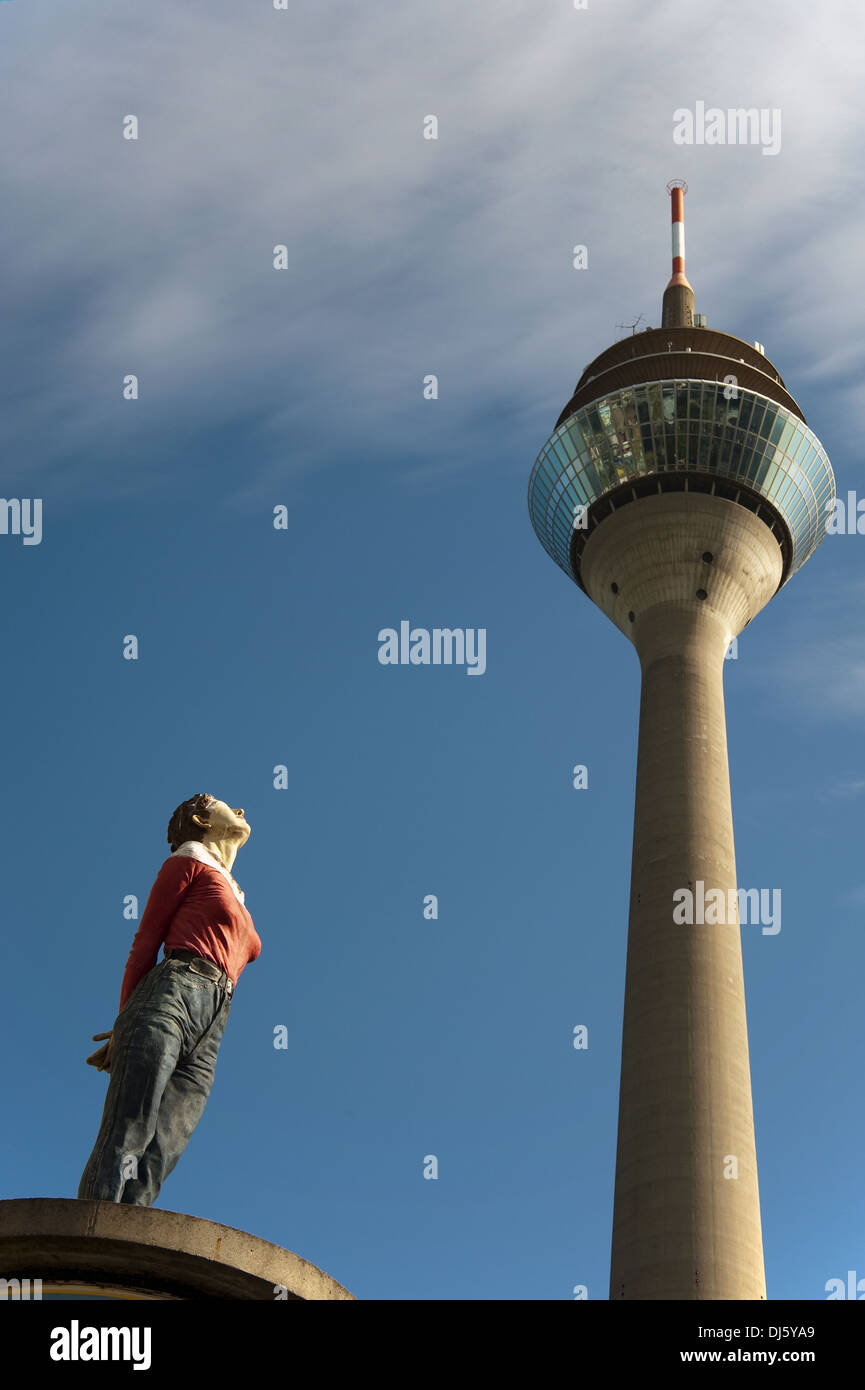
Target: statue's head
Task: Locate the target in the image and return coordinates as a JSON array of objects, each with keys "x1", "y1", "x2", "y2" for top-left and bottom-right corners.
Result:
[{"x1": 167, "y1": 794, "x2": 250, "y2": 852}]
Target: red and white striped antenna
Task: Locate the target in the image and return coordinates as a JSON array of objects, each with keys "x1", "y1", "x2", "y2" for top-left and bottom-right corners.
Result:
[
  {"x1": 662, "y1": 179, "x2": 696, "y2": 328},
  {"x1": 665, "y1": 178, "x2": 691, "y2": 290}
]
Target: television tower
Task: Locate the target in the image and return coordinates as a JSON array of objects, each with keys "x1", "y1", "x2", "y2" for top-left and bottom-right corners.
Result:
[{"x1": 528, "y1": 182, "x2": 834, "y2": 1299}]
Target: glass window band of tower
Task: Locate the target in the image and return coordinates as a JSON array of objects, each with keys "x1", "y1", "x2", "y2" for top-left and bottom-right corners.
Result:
[{"x1": 528, "y1": 381, "x2": 834, "y2": 590}]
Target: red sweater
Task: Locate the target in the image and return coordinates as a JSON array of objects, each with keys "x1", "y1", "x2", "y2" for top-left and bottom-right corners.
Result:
[{"x1": 119, "y1": 849, "x2": 261, "y2": 1011}]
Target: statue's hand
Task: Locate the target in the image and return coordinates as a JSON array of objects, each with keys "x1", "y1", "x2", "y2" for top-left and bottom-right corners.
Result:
[{"x1": 86, "y1": 1032, "x2": 114, "y2": 1073}]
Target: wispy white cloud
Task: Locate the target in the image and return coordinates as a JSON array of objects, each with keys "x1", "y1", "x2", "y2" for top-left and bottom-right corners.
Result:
[{"x1": 1, "y1": 0, "x2": 863, "y2": 501}]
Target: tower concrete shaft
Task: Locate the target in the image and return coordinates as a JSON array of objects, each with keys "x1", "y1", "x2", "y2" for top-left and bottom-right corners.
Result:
[{"x1": 582, "y1": 493, "x2": 777, "y2": 1299}]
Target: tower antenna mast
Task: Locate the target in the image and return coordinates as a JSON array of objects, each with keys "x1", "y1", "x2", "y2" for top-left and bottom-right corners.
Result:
[{"x1": 662, "y1": 178, "x2": 695, "y2": 328}]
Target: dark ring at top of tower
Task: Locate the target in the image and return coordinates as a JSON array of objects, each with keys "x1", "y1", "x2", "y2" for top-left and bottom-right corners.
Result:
[{"x1": 555, "y1": 327, "x2": 805, "y2": 430}]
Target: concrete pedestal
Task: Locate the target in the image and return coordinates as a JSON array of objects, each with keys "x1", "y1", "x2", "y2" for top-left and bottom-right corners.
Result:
[{"x1": 0, "y1": 1198, "x2": 354, "y2": 1300}]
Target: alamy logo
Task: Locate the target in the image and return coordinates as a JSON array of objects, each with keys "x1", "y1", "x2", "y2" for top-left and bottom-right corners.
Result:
[
  {"x1": 673, "y1": 102, "x2": 781, "y2": 156},
  {"x1": 1, "y1": 498, "x2": 42, "y2": 545},
  {"x1": 378, "y1": 621, "x2": 486, "y2": 675},
  {"x1": 825, "y1": 493, "x2": 865, "y2": 534},
  {"x1": 673, "y1": 882, "x2": 781, "y2": 935},
  {"x1": 825, "y1": 1271, "x2": 865, "y2": 1299},
  {"x1": 50, "y1": 1321, "x2": 152, "y2": 1370}
]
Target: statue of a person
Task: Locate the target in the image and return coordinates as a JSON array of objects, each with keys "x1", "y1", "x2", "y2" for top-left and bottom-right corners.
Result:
[{"x1": 77, "y1": 793, "x2": 260, "y2": 1206}]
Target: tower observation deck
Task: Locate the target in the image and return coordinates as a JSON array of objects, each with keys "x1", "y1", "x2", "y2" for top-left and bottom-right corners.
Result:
[
  {"x1": 528, "y1": 184, "x2": 834, "y2": 1300},
  {"x1": 529, "y1": 184, "x2": 832, "y2": 603}
]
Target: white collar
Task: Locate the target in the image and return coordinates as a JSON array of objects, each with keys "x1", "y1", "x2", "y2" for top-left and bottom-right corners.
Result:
[{"x1": 172, "y1": 841, "x2": 246, "y2": 905}]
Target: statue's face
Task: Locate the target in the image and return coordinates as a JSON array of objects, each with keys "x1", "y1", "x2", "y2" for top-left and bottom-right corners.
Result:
[{"x1": 195, "y1": 798, "x2": 250, "y2": 843}]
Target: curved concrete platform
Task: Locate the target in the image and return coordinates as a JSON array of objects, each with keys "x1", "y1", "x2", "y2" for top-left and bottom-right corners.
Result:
[{"x1": 0, "y1": 1199, "x2": 355, "y2": 1300}]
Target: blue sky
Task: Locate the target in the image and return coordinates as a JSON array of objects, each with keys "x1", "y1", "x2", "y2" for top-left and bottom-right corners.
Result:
[{"x1": 1, "y1": 0, "x2": 864, "y2": 1300}]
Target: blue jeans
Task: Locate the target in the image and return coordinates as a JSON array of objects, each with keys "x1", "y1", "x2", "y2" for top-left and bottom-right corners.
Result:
[{"x1": 77, "y1": 955, "x2": 232, "y2": 1206}]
